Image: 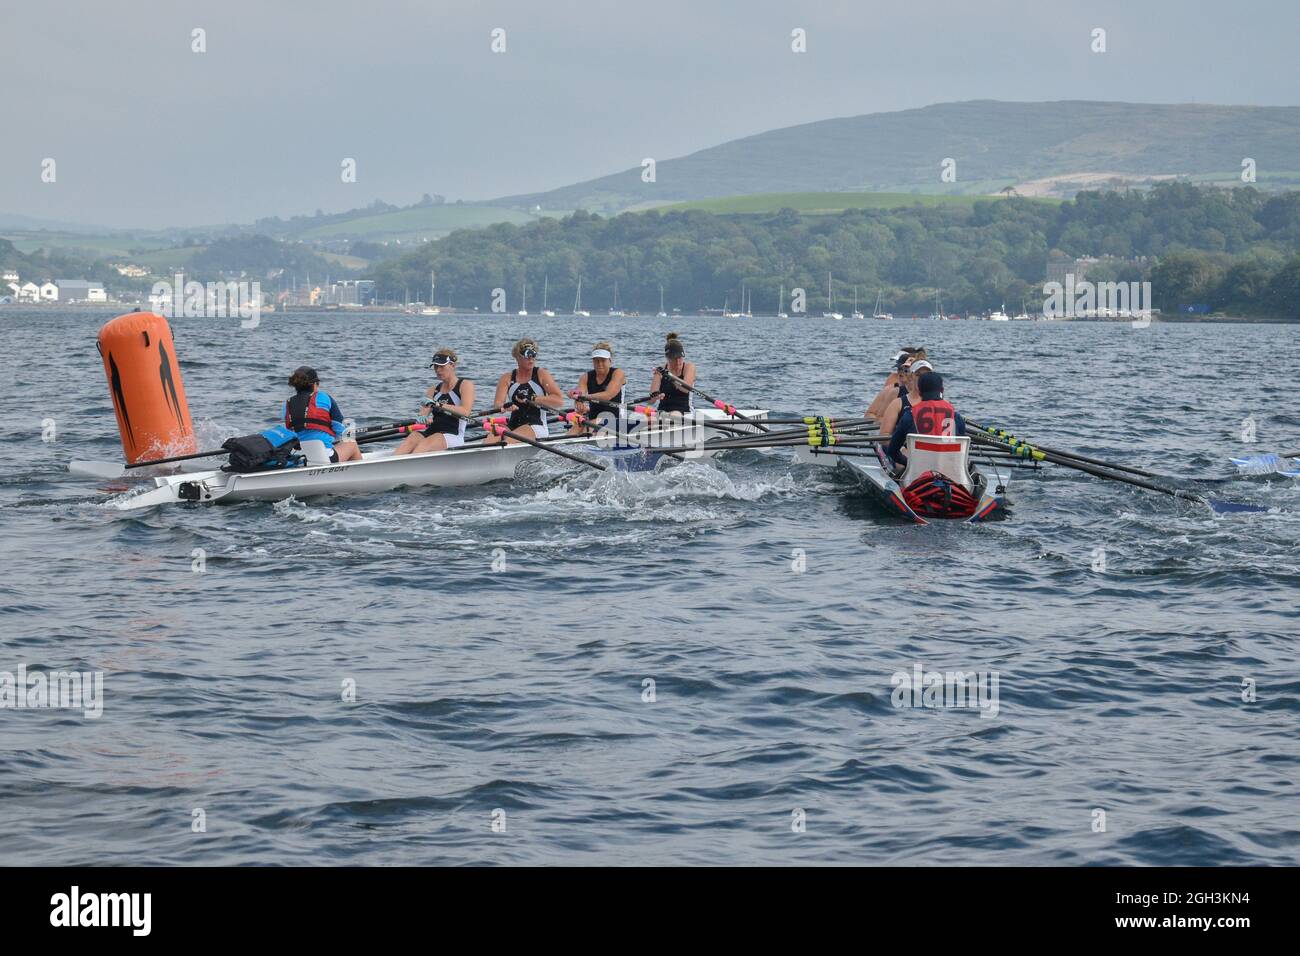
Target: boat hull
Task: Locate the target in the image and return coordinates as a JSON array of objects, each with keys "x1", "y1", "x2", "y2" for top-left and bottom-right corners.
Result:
[
  {"x1": 797, "y1": 444, "x2": 1007, "y2": 524},
  {"x1": 113, "y1": 409, "x2": 768, "y2": 510}
]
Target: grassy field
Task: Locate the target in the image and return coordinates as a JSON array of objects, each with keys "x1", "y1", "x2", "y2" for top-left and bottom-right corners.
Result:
[
  {"x1": 661, "y1": 191, "x2": 1060, "y2": 215},
  {"x1": 3, "y1": 232, "x2": 142, "y2": 257},
  {"x1": 319, "y1": 251, "x2": 370, "y2": 270},
  {"x1": 295, "y1": 204, "x2": 543, "y2": 240}
]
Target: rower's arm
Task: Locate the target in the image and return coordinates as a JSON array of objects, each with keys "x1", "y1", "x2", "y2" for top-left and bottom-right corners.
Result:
[
  {"x1": 451, "y1": 380, "x2": 475, "y2": 417},
  {"x1": 535, "y1": 369, "x2": 566, "y2": 410},
  {"x1": 866, "y1": 377, "x2": 896, "y2": 419},
  {"x1": 681, "y1": 362, "x2": 697, "y2": 388},
  {"x1": 491, "y1": 373, "x2": 510, "y2": 410},
  {"x1": 649, "y1": 368, "x2": 663, "y2": 397},
  {"x1": 326, "y1": 395, "x2": 347, "y2": 438},
  {"x1": 878, "y1": 396, "x2": 903, "y2": 436},
  {"x1": 419, "y1": 385, "x2": 437, "y2": 413},
  {"x1": 589, "y1": 368, "x2": 626, "y2": 403},
  {"x1": 886, "y1": 411, "x2": 913, "y2": 467}
]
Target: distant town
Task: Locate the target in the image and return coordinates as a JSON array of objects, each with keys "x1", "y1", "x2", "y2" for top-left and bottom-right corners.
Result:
[{"x1": 3, "y1": 270, "x2": 108, "y2": 304}]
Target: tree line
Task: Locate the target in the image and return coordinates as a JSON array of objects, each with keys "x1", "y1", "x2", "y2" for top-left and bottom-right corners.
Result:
[{"x1": 367, "y1": 185, "x2": 1300, "y2": 317}]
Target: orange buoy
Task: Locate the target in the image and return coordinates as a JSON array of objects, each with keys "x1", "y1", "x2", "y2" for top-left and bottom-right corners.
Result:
[{"x1": 97, "y1": 311, "x2": 197, "y2": 464}]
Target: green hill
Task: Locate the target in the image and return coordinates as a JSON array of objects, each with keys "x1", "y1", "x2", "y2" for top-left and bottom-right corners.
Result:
[
  {"x1": 665, "y1": 191, "x2": 1060, "y2": 215},
  {"x1": 496, "y1": 100, "x2": 1300, "y2": 214},
  {"x1": 293, "y1": 203, "x2": 540, "y2": 241}
]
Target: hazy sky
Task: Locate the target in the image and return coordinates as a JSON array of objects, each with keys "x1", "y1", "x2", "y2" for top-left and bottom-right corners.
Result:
[{"x1": 2, "y1": 0, "x2": 1296, "y2": 228}]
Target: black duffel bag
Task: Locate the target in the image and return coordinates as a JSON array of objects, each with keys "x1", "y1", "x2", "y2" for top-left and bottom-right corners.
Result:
[{"x1": 221, "y1": 427, "x2": 301, "y2": 473}]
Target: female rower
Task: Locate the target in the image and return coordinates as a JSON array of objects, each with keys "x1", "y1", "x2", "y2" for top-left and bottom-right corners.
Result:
[
  {"x1": 484, "y1": 338, "x2": 565, "y2": 444},
  {"x1": 649, "y1": 332, "x2": 695, "y2": 417},
  {"x1": 567, "y1": 341, "x2": 626, "y2": 434},
  {"x1": 393, "y1": 348, "x2": 475, "y2": 456},
  {"x1": 866, "y1": 347, "x2": 925, "y2": 422},
  {"x1": 877, "y1": 358, "x2": 934, "y2": 436},
  {"x1": 283, "y1": 366, "x2": 362, "y2": 462}
]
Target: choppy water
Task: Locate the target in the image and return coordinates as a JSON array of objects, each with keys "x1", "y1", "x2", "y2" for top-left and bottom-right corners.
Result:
[{"x1": 1, "y1": 308, "x2": 1297, "y2": 865}]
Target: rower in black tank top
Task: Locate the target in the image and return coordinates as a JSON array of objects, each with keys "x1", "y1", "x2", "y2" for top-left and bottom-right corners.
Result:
[
  {"x1": 507, "y1": 368, "x2": 545, "y2": 428},
  {"x1": 426, "y1": 378, "x2": 468, "y2": 438},
  {"x1": 658, "y1": 373, "x2": 692, "y2": 414},
  {"x1": 584, "y1": 367, "x2": 625, "y2": 412}
]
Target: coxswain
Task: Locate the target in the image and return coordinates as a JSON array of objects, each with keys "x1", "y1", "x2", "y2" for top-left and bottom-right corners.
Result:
[
  {"x1": 283, "y1": 366, "x2": 362, "y2": 462},
  {"x1": 885, "y1": 370, "x2": 966, "y2": 469},
  {"x1": 484, "y1": 338, "x2": 565, "y2": 444},
  {"x1": 567, "y1": 341, "x2": 626, "y2": 434},
  {"x1": 393, "y1": 348, "x2": 476, "y2": 455},
  {"x1": 649, "y1": 332, "x2": 695, "y2": 416}
]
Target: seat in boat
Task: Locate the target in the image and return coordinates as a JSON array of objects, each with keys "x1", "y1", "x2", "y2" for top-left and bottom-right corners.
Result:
[
  {"x1": 299, "y1": 439, "x2": 333, "y2": 465},
  {"x1": 899, "y1": 434, "x2": 972, "y2": 489}
]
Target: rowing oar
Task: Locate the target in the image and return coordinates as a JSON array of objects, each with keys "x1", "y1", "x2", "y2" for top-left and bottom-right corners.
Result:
[
  {"x1": 971, "y1": 423, "x2": 1162, "y2": 479},
  {"x1": 633, "y1": 418, "x2": 883, "y2": 456},
  {"x1": 356, "y1": 422, "x2": 430, "y2": 445},
  {"x1": 969, "y1": 426, "x2": 1268, "y2": 515},
  {"x1": 432, "y1": 403, "x2": 607, "y2": 472},
  {"x1": 655, "y1": 368, "x2": 770, "y2": 433},
  {"x1": 555, "y1": 409, "x2": 689, "y2": 462},
  {"x1": 358, "y1": 403, "x2": 511, "y2": 437},
  {"x1": 125, "y1": 446, "x2": 227, "y2": 468},
  {"x1": 546, "y1": 393, "x2": 656, "y2": 429}
]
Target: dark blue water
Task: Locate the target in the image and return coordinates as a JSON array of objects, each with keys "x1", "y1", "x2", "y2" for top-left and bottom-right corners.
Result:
[{"x1": 2, "y1": 308, "x2": 1297, "y2": 865}]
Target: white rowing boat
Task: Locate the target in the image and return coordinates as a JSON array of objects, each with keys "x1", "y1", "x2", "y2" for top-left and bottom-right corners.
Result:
[
  {"x1": 798, "y1": 434, "x2": 1008, "y2": 524},
  {"x1": 112, "y1": 408, "x2": 769, "y2": 511}
]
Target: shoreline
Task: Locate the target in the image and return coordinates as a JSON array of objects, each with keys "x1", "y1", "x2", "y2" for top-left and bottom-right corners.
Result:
[{"x1": 1, "y1": 303, "x2": 1295, "y2": 323}]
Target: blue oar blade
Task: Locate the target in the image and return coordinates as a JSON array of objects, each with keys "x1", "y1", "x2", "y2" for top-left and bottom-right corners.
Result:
[
  {"x1": 1209, "y1": 498, "x2": 1271, "y2": 515},
  {"x1": 1230, "y1": 453, "x2": 1282, "y2": 474}
]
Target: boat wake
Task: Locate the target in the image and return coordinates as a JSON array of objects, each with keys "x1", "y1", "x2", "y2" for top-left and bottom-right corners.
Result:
[{"x1": 232, "y1": 460, "x2": 805, "y2": 560}]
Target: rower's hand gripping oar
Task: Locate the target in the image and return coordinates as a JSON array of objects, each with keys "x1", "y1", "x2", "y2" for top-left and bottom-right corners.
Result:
[
  {"x1": 654, "y1": 368, "x2": 770, "y2": 433},
  {"x1": 436, "y1": 402, "x2": 607, "y2": 472},
  {"x1": 357, "y1": 404, "x2": 509, "y2": 438},
  {"x1": 969, "y1": 424, "x2": 1269, "y2": 515}
]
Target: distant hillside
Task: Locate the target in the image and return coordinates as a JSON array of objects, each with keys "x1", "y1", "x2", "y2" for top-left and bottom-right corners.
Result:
[
  {"x1": 664, "y1": 191, "x2": 1060, "y2": 215},
  {"x1": 369, "y1": 185, "x2": 1300, "y2": 319},
  {"x1": 290, "y1": 203, "x2": 538, "y2": 241},
  {"x1": 497, "y1": 100, "x2": 1300, "y2": 214}
]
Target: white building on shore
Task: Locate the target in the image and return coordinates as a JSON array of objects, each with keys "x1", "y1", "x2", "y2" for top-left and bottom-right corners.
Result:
[{"x1": 55, "y1": 279, "x2": 107, "y2": 302}]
